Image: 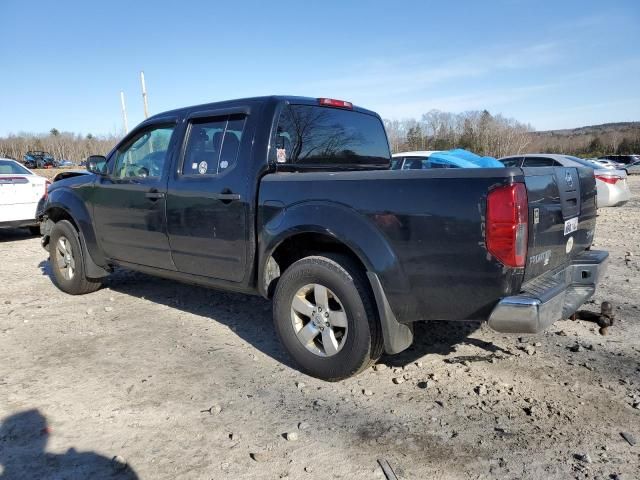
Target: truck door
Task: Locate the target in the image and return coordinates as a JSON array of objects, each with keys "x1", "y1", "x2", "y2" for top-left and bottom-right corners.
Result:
[
  {"x1": 165, "y1": 111, "x2": 250, "y2": 282},
  {"x1": 92, "y1": 122, "x2": 178, "y2": 270}
]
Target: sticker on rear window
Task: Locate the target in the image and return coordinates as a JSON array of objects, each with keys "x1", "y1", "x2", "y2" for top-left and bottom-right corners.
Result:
[{"x1": 564, "y1": 217, "x2": 578, "y2": 236}]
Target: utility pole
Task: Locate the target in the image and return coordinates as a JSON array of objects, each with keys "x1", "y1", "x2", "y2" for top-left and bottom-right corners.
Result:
[
  {"x1": 140, "y1": 71, "x2": 149, "y2": 119},
  {"x1": 120, "y1": 90, "x2": 129, "y2": 134}
]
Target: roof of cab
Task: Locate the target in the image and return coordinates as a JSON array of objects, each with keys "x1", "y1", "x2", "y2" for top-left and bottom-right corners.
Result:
[{"x1": 146, "y1": 95, "x2": 380, "y2": 122}]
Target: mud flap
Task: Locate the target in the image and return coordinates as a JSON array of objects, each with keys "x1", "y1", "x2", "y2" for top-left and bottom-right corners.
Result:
[{"x1": 367, "y1": 272, "x2": 414, "y2": 354}]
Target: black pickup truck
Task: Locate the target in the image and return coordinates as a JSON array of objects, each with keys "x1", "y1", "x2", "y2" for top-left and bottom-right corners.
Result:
[{"x1": 39, "y1": 96, "x2": 608, "y2": 380}]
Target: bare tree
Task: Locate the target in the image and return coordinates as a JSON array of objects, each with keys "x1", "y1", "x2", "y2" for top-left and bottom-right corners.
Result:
[
  {"x1": 386, "y1": 109, "x2": 531, "y2": 157},
  {"x1": 0, "y1": 131, "x2": 120, "y2": 163}
]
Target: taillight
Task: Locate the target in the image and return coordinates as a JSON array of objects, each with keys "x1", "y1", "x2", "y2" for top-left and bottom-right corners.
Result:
[
  {"x1": 44, "y1": 180, "x2": 51, "y2": 199},
  {"x1": 595, "y1": 175, "x2": 621, "y2": 185},
  {"x1": 486, "y1": 183, "x2": 528, "y2": 268},
  {"x1": 318, "y1": 98, "x2": 353, "y2": 109}
]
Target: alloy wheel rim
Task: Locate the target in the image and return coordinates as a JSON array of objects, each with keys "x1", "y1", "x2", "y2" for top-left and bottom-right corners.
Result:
[
  {"x1": 55, "y1": 236, "x2": 75, "y2": 280},
  {"x1": 290, "y1": 283, "x2": 348, "y2": 357}
]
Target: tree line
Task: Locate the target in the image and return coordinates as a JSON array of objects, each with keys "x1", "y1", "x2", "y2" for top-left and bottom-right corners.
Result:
[
  {"x1": 0, "y1": 112, "x2": 638, "y2": 164},
  {"x1": 527, "y1": 127, "x2": 640, "y2": 157},
  {"x1": 384, "y1": 109, "x2": 533, "y2": 158},
  {"x1": 0, "y1": 129, "x2": 120, "y2": 164},
  {"x1": 384, "y1": 109, "x2": 640, "y2": 157}
]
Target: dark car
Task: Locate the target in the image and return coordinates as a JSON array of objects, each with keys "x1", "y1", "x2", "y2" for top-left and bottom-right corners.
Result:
[
  {"x1": 23, "y1": 151, "x2": 56, "y2": 169},
  {"x1": 38, "y1": 95, "x2": 608, "y2": 380},
  {"x1": 51, "y1": 169, "x2": 92, "y2": 182},
  {"x1": 598, "y1": 154, "x2": 640, "y2": 165}
]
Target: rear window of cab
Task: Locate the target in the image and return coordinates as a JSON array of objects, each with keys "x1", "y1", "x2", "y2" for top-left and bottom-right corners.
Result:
[{"x1": 275, "y1": 104, "x2": 390, "y2": 168}]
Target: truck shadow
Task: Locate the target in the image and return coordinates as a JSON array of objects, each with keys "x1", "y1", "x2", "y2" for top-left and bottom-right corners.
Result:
[
  {"x1": 37, "y1": 263, "x2": 504, "y2": 375},
  {"x1": 91, "y1": 267, "x2": 296, "y2": 369},
  {"x1": 0, "y1": 228, "x2": 38, "y2": 243},
  {"x1": 0, "y1": 409, "x2": 138, "y2": 479},
  {"x1": 380, "y1": 320, "x2": 501, "y2": 367}
]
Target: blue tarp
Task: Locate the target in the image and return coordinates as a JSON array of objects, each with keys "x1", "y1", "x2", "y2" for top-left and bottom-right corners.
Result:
[{"x1": 428, "y1": 149, "x2": 504, "y2": 168}]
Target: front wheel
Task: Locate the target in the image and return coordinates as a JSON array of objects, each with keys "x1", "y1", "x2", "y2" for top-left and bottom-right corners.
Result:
[
  {"x1": 49, "y1": 220, "x2": 102, "y2": 295},
  {"x1": 273, "y1": 254, "x2": 383, "y2": 381}
]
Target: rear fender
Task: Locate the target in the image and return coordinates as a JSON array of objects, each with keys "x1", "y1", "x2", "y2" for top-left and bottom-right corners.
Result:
[
  {"x1": 260, "y1": 201, "x2": 407, "y2": 291},
  {"x1": 259, "y1": 201, "x2": 415, "y2": 353}
]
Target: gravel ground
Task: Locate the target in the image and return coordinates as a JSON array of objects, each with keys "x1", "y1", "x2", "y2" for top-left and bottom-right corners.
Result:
[{"x1": 1, "y1": 177, "x2": 638, "y2": 480}]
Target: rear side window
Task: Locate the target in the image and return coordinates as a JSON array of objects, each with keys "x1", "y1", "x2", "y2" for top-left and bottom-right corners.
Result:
[
  {"x1": 401, "y1": 157, "x2": 457, "y2": 169},
  {"x1": 500, "y1": 157, "x2": 521, "y2": 167},
  {"x1": 523, "y1": 157, "x2": 559, "y2": 167},
  {"x1": 182, "y1": 115, "x2": 246, "y2": 175},
  {"x1": 0, "y1": 160, "x2": 31, "y2": 174},
  {"x1": 390, "y1": 157, "x2": 403, "y2": 170},
  {"x1": 275, "y1": 104, "x2": 390, "y2": 168}
]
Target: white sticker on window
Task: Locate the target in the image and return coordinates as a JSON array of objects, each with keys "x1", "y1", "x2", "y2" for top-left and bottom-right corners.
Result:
[
  {"x1": 220, "y1": 160, "x2": 229, "y2": 170},
  {"x1": 192, "y1": 163, "x2": 198, "y2": 170},
  {"x1": 198, "y1": 161, "x2": 208, "y2": 174},
  {"x1": 276, "y1": 148, "x2": 287, "y2": 163}
]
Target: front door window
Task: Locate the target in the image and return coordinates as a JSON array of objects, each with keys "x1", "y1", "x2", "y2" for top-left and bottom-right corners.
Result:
[{"x1": 112, "y1": 126, "x2": 175, "y2": 179}]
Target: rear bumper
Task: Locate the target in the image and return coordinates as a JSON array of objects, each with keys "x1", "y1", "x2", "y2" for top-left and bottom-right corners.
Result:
[
  {"x1": 488, "y1": 250, "x2": 609, "y2": 334},
  {"x1": 597, "y1": 181, "x2": 631, "y2": 207}
]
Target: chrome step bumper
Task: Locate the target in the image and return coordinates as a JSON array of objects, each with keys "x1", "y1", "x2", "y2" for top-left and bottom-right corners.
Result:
[{"x1": 488, "y1": 250, "x2": 609, "y2": 334}]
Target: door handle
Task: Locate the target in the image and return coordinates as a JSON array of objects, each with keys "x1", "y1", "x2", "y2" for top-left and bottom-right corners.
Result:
[
  {"x1": 216, "y1": 193, "x2": 241, "y2": 201},
  {"x1": 215, "y1": 189, "x2": 241, "y2": 203},
  {"x1": 145, "y1": 190, "x2": 166, "y2": 200}
]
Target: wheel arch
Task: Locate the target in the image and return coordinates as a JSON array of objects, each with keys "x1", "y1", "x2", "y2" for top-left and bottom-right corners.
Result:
[
  {"x1": 261, "y1": 229, "x2": 371, "y2": 298},
  {"x1": 258, "y1": 202, "x2": 414, "y2": 355},
  {"x1": 43, "y1": 189, "x2": 110, "y2": 278},
  {"x1": 258, "y1": 201, "x2": 406, "y2": 299}
]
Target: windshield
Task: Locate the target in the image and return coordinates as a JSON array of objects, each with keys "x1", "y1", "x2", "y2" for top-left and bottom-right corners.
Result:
[{"x1": 0, "y1": 160, "x2": 32, "y2": 175}]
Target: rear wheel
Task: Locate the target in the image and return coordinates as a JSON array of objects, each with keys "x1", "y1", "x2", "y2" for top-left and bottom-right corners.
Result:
[
  {"x1": 273, "y1": 254, "x2": 383, "y2": 381},
  {"x1": 49, "y1": 220, "x2": 102, "y2": 295}
]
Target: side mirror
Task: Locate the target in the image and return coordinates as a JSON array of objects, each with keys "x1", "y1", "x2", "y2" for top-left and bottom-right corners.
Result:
[{"x1": 87, "y1": 155, "x2": 107, "y2": 175}]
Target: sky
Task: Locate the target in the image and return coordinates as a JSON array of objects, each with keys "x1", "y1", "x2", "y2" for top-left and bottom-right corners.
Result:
[{"x1": 1, "y1": 0, "x2": 638, "y2": 136}]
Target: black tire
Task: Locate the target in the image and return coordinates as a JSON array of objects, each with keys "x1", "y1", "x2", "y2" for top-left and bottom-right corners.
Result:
[
  {"x1": 273, "y1": 254, "x2": 383, "y2": 381},
  {"x1": 28, "y1": 225, "x2": 41, "y2": 236},
  {"x1": 49, "y1": 220, "x2": 102, "y2": 295}
]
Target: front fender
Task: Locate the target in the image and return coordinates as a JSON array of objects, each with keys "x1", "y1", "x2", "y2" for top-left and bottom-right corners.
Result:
[
  {"x1": 258, "y1": 201, "x2": 415, "y2": 320},
  {"x1": 44, "y1": 186, "x2": 109, "y2": 273}
]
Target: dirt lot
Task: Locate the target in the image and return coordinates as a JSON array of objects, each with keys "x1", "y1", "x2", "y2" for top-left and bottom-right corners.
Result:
[{"x1": 1, "y1": 177, "x2": 639, "y2": 480}]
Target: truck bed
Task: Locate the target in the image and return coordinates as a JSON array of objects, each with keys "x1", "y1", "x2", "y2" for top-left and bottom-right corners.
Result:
[{"x1": 259, "y1": 165, "x2": 598, "y2": 324}]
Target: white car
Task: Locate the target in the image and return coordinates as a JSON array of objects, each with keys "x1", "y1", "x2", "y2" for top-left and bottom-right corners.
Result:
[
  {"x1": 391, "y1": 151, "x2": 443, "y2": 169},
  {"x1": 0, "y1": 158, "x2": 49, "y2": 234}
]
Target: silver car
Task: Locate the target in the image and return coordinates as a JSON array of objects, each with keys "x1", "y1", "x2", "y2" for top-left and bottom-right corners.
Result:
[
  {"x1": 626, "y1": 161, "x2": 640, "y2": 176},
  {"x1": 591, "y1": 158, "x2": 622, "y2": 170},
  {"x1": 499, "y1": 154, "x2": 631, "y2": 208}
]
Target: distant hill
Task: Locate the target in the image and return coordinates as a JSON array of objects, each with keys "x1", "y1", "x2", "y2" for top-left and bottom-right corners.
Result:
[
  {"x1": 532, "y1": 121, "x2": 640, "y2": 137},
  {"x1": 526, "y1": 121, "x2": 640, "y2": 155}
]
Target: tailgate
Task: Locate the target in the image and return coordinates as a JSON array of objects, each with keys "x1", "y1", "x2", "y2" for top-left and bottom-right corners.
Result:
[{"x1": 522, "y1": 166, "x2": 597, "y2": 282}]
